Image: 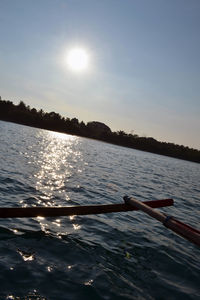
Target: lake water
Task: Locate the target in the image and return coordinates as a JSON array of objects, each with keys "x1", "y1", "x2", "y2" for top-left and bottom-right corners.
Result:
[{"x1": 0, "y1": 120, "x2": 199, "y2": 300}]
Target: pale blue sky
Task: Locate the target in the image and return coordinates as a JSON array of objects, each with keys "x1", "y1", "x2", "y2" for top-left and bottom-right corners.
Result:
[{"x1": 0, "y1": 0, "x2": 200, "y2": 149}]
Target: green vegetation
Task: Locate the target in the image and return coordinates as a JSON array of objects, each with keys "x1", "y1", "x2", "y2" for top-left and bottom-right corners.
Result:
[{"x1": 0, "y1": 97, "x2": 199, "y2": 163}]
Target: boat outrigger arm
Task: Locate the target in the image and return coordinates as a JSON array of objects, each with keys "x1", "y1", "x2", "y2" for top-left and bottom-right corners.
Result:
[
  {"x1": 0, "y1": 197, "x2": 199, "y2": 247},
  {"x1": 124, "y1": 196, "x2": 200, "y2": 247}
]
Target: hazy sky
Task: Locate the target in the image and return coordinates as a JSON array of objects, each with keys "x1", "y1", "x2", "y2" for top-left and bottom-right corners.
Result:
[{"x1": 0, "y1": 0, "x2": 200, "y2": 149}]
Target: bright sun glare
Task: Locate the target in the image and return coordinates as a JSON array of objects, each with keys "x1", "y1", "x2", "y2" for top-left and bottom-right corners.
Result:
[{"x1": 66, "y1": 48, "x2": 89, "y2": 72}]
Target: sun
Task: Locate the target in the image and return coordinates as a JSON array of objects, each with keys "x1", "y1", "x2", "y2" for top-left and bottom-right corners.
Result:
[{"x1": 66, "y1": 48, "x2": 89, "y2": 72}]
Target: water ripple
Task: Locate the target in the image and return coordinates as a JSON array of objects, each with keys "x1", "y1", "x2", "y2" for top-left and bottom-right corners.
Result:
[{"x1": 0, "y1": 121, "x2": 200, "y2": 299}]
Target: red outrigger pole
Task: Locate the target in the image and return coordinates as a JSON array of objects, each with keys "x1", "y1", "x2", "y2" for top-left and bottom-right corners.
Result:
[
  {"x1": 0, "y1": 198, "x2": 173, "y2": 218},
  {"x1": 124, "y1": 196, "x2": 200, "y2": 247}
]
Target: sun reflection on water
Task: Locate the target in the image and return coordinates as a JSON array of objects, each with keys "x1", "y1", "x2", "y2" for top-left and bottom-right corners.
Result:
[
  {"x1": 34, "y1": 131, "x2": 79, "y2": 205},
  {"x1": 31, "y1": 130, "x2": 84, "y2": 234},
  {"x1": 17, "y1": 249, "x2": 35, "y2": 261},
  {"x1": 84, "y1": 279, "x2": 94, "y2": 286},
  {"x1": 72, "y1": 224, "x2": 81, "y2": 230}
]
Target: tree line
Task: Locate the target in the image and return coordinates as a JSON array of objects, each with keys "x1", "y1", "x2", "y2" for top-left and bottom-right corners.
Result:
[{"x1": 0, "y1": 97, "x2": 199, "y2": 163}]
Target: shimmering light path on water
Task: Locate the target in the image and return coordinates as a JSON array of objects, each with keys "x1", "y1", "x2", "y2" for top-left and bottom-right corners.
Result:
[{"x1": 0, "y1": 121, "x2": 200, "y2": 300}]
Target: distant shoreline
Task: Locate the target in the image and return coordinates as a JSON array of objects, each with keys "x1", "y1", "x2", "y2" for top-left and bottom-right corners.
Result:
[{"x1": 0, "y1": 98, "x2": 200, "y2": 164}]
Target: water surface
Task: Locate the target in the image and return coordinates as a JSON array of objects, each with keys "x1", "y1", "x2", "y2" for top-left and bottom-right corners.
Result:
[{"x1": 0, "y1": 121, "x2": 199, "y2": 299}]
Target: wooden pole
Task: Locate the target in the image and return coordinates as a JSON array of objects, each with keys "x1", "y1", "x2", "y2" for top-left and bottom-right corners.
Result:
[
  {"x1": 0, "y1": 199, "x2": 173, "y2": 218},
  {"x1": 124, "y1": 196, "x2": 200, "y2": 247}
]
